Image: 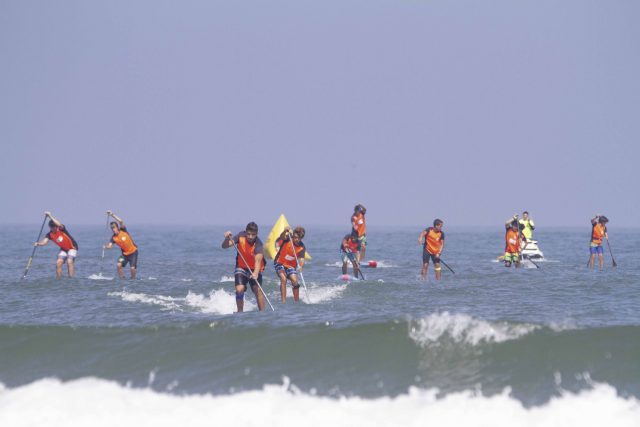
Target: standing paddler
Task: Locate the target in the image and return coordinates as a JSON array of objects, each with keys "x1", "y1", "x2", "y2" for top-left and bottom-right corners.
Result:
[
  {"x1": 418, "y1": 219, "x2": 445, "y2": 280},
  {"x1": 589, "y1": 214, "x2": 609, "y2": 269},
  {"x1": 222, "y1": 222, "x2": 267, "y2": 312},
  {"x1": 103, "y1": 211, "x2": 139, "y2": 279},
  {"x1": 351, "y1": 204, "x2": 367, "y2": 261},
  {"x1": 33, "y1": 211, "x2": 79, "y2": 278},
  {"x1": 518, "y1": 211, "x2": 535, "y2": 241},
  {"x1": 504, "y1": 215, "x2": 523, "y2": 268},
  {"x1": 273, "y1": 226, "x2": 306, "y2": 303},
  {"x1": 340, "y1": 233, "x2": 362, "y2": 279}
]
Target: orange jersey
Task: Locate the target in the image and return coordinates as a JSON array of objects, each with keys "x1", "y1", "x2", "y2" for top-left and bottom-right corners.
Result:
[
  {"x1": 47, "y1": 226, "x2": 78, "y2": 251},
  {"x1": 352, "y1": 212, "x2": 366, "y2": 237},
  {"x1": 111, "y1": 228, "x2": 138, "y2": 256},
  {"x1": 341, "y1": 235, "x2": 361, "y2": 253},
  {"x1": 424, "y1": 227, "x2": 445, "y2": 255},
  {"x1": 274, "y1": 238, "x2": 306, "y2": 269},
  {"x1": 591, "y1": 223, "x2": 606, "y2": 245},
  {"x1": 235, "y1": 233, "x2": 265, "y2": 271},
  {"x1": 505, "y1": 228, "x2": 521, "y2": 254}
]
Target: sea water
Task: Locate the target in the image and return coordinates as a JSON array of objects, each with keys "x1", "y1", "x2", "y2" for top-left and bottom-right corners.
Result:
[{"x1": 1, "y1": 225, "x2": 639, "y2": 425}]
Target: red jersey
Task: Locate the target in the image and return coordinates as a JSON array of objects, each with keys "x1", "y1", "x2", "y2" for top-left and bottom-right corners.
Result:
[
  {"x1": 274, "y1": 237, "x2": 306, "y2": 269},
  {"x1": 47, "y1": 226, "x2": 78, "y2": 251},
  {"x1": 234, "y1": 232, "x2": 265, "y2": 271},
  {"x1": 424, "y1": 227, "x2": 445, "y2": 255}
]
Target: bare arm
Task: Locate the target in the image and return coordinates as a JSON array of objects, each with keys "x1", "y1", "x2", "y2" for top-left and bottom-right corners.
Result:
[
  {"x1": 45, "y1": 211, "x2": 62, "y2": 227},
  {"x1": 107, "y1": 211, "x2": 125, "y2": 228},
  {"x1": 104, "y1": 242, "x2": 114, "y2": 249},
  {"x1": 418, "y1": 230, "x2": 426, "y2": 245},
  {"x1": 252, "y1": 253, "x2": 264, "y2": 279},
  {"x1": 221, "y1": 231, "x2": 234, "y2": 248},
  {"x1": 35, "y1": 237, "x2": 50, "y2": 246}
]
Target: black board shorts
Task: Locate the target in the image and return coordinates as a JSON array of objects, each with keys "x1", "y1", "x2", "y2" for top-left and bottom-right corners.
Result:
[
  {"x1": 118, "y1": 250, "x2": 138, "y2": 268},
  {"x1": 422, "y1": 252, "x2": 440, "y2": 264}
]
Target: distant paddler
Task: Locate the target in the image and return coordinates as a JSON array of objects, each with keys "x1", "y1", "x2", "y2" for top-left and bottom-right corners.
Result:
[
  {"x1": 273, "y1": 226, "x2": 306, "y2": 303},
  {"x1": 351, "y1": 204, "x2": 367, "y2": 261},
  {"x1": 504, "y1": 215, "x2": 523, "y2": 268},
  {"x1": 33, "y1": 211, "x2": 78, "y2": 278},
  {"x1": 103, "y1": 211, "x2": 139, "y2": 279},
  {"x1": 222, "y1": 222, "x2": 267, "y2": 312},
  {"x1": 340, "y1": 233, "x2": 363, "y2": 279},
  {"x1": 518, "y1": 211, "x2": 535, "y2": 241},
  {"x1": 589, "y1": 214, "x2": 609, "y2": 269},
  {"x1": 418, "y1": 219, "x2": 445, "y2": 280}
]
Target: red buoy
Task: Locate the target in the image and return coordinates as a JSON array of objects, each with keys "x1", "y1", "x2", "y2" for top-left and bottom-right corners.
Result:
[{"x1": 368, "y1": 260, "x2": 378, "y2": 268}]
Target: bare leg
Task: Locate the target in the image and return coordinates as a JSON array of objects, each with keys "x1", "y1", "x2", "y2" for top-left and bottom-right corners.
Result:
[
  {"x1": 117, "y1": 263, "x2": 125, "y2": 279},
  {"x1": 342, "y1": 262, "x2": 348, "y2": 275},
  {"x1": 420, "y1": 262, "x2": 429, "y2": 280},
  {"x1": 434, "y1": 262, "x2": 442, "y2": 280},
  {"x1": 598, "y1": 253, "x2": 605, "y2": 269},
  {"x1": 252, "y1": 284, "x2": 265, "y2": 311},
  {"x1": 589, "y1": 253, "x2": 596, "y2": 268},
  {"x1": 235, "y1": 284, "x2": 245, "y2": 313},
  {"x1": 278, "y1": 271, "x2": 287, "y2": 303},
  {"x1": 67, "y1": 259, "x2": 75, "y2": 277},
  {"x1": 360, "y1": 246, "x2": 366, "y2": 261},
  {"x1": 290, "y1": 274, "x2": 300, "y2": 301},
  {"x1": 55, "y1": 259, "x2": 64, "y2": 278},
  {"x1": 130, "y1": 267, "x2": 137, "y2": 279}
]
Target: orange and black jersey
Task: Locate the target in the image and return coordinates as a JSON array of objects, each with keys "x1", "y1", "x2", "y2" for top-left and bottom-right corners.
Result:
[
  {"x1": 110, "y1": 226, "x2": 138, "y2": 256},
  {"x1": 234, "y1": 232, "x2": 265, "y2": 271},
  {"x1": 340, "y1": 234, "x2": 361, "y2": 253},
  {"x1": 46, "y1": 225, "x2": 78, "y2": 251},
  {"x1": 423, "y1": 227, "x2": 445, "y2": 255},
  {"x1": 274, "y1": 237, "x2": 306, "y2": 269},
  {"x1": 504, "y1": 226, "x2": 522, "y2": 254}
]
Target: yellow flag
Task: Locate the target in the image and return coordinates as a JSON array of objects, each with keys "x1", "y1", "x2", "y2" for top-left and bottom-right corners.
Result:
[{"x1": 264, "y1": 214, "x2": 312, "y2": 260}]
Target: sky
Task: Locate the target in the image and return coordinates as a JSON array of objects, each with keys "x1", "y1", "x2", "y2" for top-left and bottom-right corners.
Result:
[{"x1": 1, "y1": 0, "x2": 639, "y2": 227}]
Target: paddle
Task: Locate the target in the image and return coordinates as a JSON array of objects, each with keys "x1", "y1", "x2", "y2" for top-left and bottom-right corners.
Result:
[
  {"x1": 98, "y1": 212, "x2": 110, "y2": 278},
  {"x1": 22, "y1": 214, "x2": 48, "y2": 279},
  {"x1": 230, "y1": 239, "x2": 275, "y2": 311},
  {"x1": 606, "y1": 238, "x2": 617, "y2": 267},
  {"x1": 346, "y1": 251, "x2": 365, "y2": 280},
  {"x1": 440, "y1": 259, "x2": 455, "y2": 274},
  {"x1": 287, "y1": 231, "x2": 311, "y2": 303}
]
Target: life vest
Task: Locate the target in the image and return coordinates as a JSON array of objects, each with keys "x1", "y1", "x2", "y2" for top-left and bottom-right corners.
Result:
[
  {"x1": 352, "y1": 212, "x2": 366, "y2": 237},
  {"x1": 519, "y1": 219, "x2": 534, "y2": 240},
  {"x1": 236, "y1": 235, "x2": 265, "y2": 271},
  {"x1": 424, "y1": 227, "x2": 444, "y2": 255},
  {"x1": 341, "y1": 236, "x2": 360, "y2": 253},
  {"x1": 48, "y1": 227, "x2": 78, "y2": 251},
  {"x1": 591, "y1": 223, "x2": 606, "y2": 245},
  {"x1": 505, "y1": 228, "x2": 520, "y2": 254},
  {"x1": 274, "y1": 237, "x2": 306, "y2": 269},
  {"x1": 112, "y1": 229, "x2": 138, "y2": 256}
]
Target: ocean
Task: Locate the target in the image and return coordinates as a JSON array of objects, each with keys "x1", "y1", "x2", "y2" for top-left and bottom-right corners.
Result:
[{"x1": 1, "y1": 224, "x2": 639, "y2": 426}]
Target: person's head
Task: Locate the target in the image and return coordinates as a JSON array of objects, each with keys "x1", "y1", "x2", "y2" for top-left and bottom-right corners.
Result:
[
  {"x1": 510, "y1": 221, "x2": 519, "y2": 230},
  {"x1": 354, "y1": 204, "x2": 366, "y2": 215},
  {"x1": 599, "y1": 216, "x2": 609, "y2": 225},
  {"x1": 433, "y1": 219, "x2": 444, "y2": 229},
  {"x1": 349, "y1": 233, "x2": 359, "y2": 243},
  {"x1": 48, "y1": 220, "x2": 58, "y2": 231},
  {"x1": 522, "y1": 211, "x2": 529, "y2": 220},
  {"x1": 110, "y1": 222, "x2": 121, "y2": 234},
  {"x1": 245, "y1": 222, "x2": 258, "y2": 242},
  {"x1": 293, "y1": 226, "x2": 305, "y2": 244}
]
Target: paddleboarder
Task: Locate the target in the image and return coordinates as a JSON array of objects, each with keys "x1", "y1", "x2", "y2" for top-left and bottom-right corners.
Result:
[
  {"x1": 33, "y1": 211, "x2": 78, "y2": 278},
  {"x1": 504, "y1": 215, "x2": 523, "y2": 268},
  {"x1": 518, "y1": 211, "x2": 535, "y2": 241},
  {"x1": 418, "y1": 219, "x2": 445, "y2": 280},
  {"x1": 340, "y1": 233, "x2": 362, "y2": 278},
  {"x1": 351, "y1": 204, "x2": 367, "y2": 261},
  {"x1": 103, "y1": 211, "x2": 139, "y2": 279},
  {"x1": 589, "y1": 214, "x2": 609, "y2": 269},
  {"x1": 273, "y1": 226, "x2": 306, "y2": 303},
  {"x1": 222, "y1": 222, "x2": 267, "y2": 312}
]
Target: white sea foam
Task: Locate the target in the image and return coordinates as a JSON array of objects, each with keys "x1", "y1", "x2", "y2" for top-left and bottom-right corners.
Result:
[
  {"x1": 219, "y1": 275, "x2": 235, "y2": 283},
  {"x1": 184, "y1": 289, "x2": 255, "y2": 314},
  {"x1": 303, "y1": 283, "x2": 347, "y2": 304},
  {"x1": 409, "y1": 312, "x2": 539, "y2": 346},
  {"x1": 108, "y1": 291, "x2": 182, "y2": 311},
  {"x1": 87, "y1": 274, "x2": 114, "y2": 280},
  {"x1": 0, "y1": 377, "x2": 638, "y2": 427},
  {"x1": 324, "y1": 260, "x2": 395, "y2": 268}
]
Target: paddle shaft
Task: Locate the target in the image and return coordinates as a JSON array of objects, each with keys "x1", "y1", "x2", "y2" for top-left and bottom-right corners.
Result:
[
  {"x1": 230, "y1": 239, "x2": 275, "y2": 311},
  {"x1": 22, "y1": 215, "x2": 48, "y2": 279},
  {"x1": 100, "y1": 213, "x2": 110, "y2": 275},
  {"x1": 346, "y1": 251, "x2": 365, "y2": 280},
  {"x1": 287, "y1": 232, "x2": 311, "y2": 303},
  {"x1": 606, "y1": 237, "x2": 617, "y2": 267},
  {"x1": 440, "y1": 259, "x2": 455, "y2": 274}
]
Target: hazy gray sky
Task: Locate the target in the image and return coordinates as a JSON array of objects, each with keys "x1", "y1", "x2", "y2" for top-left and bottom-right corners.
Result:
[{"x1": 1, "y1": 1, "x2": 638, "y2": 227}]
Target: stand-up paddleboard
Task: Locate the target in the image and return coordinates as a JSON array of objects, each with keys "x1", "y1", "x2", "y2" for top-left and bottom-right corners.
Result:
[{"x1": 339, "y1": 274, "x2": 361, "y2": 282}]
